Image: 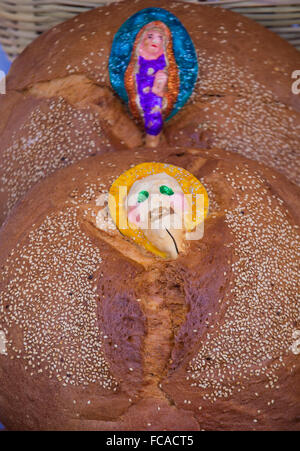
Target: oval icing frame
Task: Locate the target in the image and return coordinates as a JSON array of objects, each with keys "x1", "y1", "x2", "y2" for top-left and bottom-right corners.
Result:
[
  {"x1": 109, "y1": 7, "x2": 199, "y2": 121},
  {"x1": 108, "y1": 162, "x2": 209, "y2": 258}
]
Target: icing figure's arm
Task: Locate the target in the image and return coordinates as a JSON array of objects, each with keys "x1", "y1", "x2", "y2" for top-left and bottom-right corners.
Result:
[{"x1": 152, "y1": 70, "x2": 167, "y2": 97}]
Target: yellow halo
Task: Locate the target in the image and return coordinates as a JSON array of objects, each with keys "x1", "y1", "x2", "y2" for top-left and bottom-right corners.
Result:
[{"x1": 108, "y1": 162, "x2": 209, "y2": 258}]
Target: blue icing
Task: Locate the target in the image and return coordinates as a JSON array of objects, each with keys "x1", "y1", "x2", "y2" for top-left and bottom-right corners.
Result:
[{"x1": 109, "y1": 7, "x2": 198, "y2": 121}]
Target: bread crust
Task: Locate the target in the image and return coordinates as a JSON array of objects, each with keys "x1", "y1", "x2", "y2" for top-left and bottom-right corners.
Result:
[{"x1": 0, "y1": 146, "x2": 299, "y2": 430}]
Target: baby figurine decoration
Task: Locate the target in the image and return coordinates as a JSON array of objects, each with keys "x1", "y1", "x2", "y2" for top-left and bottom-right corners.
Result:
[
  {"x1": 124, "y1": 21, "x2": 179, "y2": 147},
  {"x1": 108, "y1": 162, "x2": 209, "y2": 259},
  {"x1": 109, "y1": 8, "x2": 198, "y2": 147}
]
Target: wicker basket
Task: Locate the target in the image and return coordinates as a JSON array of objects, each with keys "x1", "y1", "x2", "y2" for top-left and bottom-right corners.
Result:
[{"x1": 0, "y1": 0, "x2": 299, "y2": 60}]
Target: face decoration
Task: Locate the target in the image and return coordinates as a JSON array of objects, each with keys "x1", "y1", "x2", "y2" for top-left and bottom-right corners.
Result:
[
  {"x1": 109, "y1": 8, "x2": 198, "y2": 147},
  {"x1": 108, "y1": 163, "x2": 209, "y2": 259},
  {"x1": 139, "y1": 27, "x2": 165, "y2": 60}
]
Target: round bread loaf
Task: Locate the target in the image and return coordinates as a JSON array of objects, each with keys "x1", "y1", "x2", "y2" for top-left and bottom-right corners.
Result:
[
  {"x1": 1, "y1": 0, "x2": 300, "y2": 225},
  {"x1": 0, "y1": 146, "x2": 299, "y2": 431}
]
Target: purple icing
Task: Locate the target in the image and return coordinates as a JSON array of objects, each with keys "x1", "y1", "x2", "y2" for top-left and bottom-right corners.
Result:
[{"x1": 136, "y1": 54, "x2": 166, "y2": 136}]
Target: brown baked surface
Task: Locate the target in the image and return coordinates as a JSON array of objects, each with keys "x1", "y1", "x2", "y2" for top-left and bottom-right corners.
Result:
[
  {"x1": 0, "y1": 83, "x2": 142, "y2": 225},
  {"x1": 0, "y1": 146, "x2": 299, "y2": 431}
]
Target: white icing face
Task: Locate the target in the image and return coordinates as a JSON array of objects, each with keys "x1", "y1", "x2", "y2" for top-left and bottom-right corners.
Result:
[
  {"x1": 127, "y1": 173, "x2": 191, "y2": 258},
  {"x1": 0, "y1": 331, "x2": 7, "y2": 355}
]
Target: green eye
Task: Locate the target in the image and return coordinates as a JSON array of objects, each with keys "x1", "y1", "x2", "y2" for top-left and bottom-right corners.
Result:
[
  {"x1": 160, "y1": 185, "x2": 174, "y2": 196},
  {"x1": 137, "y1": 190, "x2": 149, "y2": 203}
]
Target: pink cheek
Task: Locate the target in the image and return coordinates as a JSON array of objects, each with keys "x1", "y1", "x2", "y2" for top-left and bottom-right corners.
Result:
[{"x1": 128, "y1": 206, "x2": 140, "y2": 225}]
